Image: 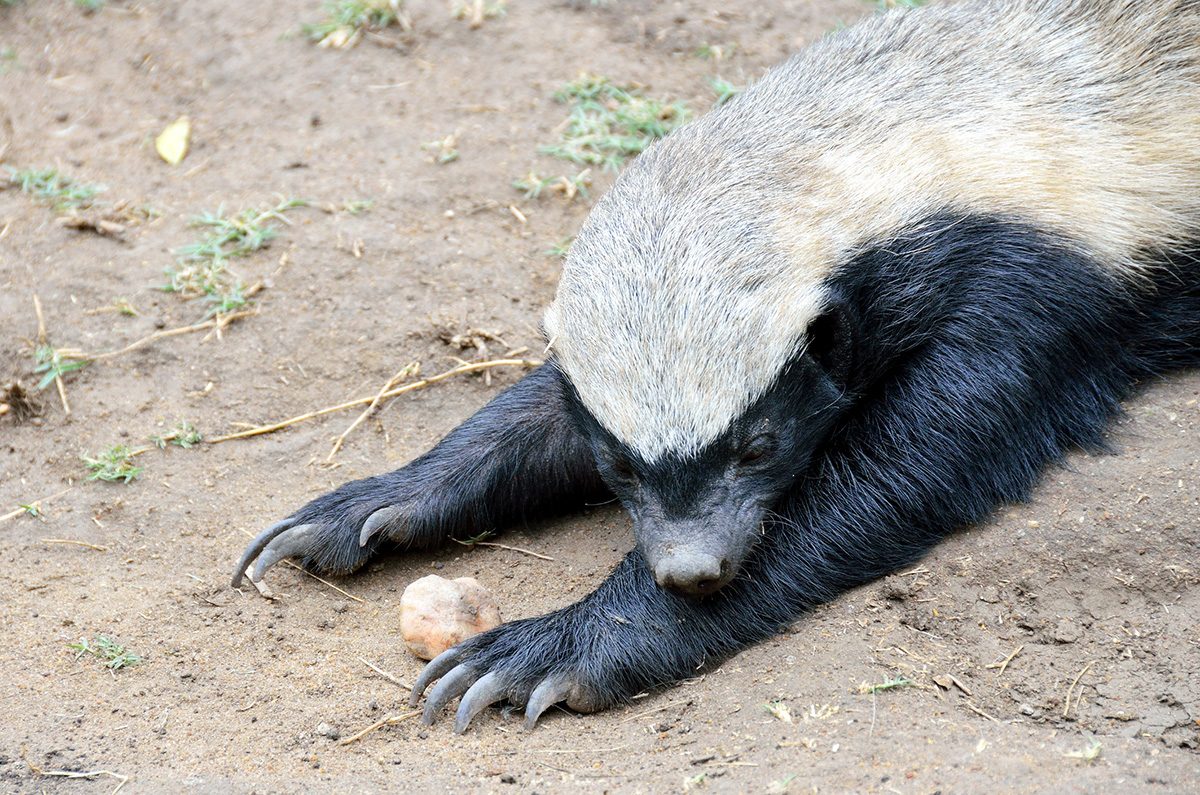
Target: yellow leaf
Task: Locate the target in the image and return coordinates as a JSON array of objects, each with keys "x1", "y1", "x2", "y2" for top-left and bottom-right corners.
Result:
[{"x1": 155, "y1": 116, "x2": 190, "y2": 165}]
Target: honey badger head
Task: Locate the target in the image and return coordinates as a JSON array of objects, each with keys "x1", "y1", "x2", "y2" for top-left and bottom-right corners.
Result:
[{"x1": 542, "y1": 132, "x2": 847, "y2": 598}]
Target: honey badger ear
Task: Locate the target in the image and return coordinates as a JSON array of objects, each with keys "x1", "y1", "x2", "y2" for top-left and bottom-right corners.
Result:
[{"x1": 805, "y1": 298, "x2": 855, "y2": 388}]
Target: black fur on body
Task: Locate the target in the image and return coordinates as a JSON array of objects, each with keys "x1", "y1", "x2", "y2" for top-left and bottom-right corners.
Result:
[{"x1": 234, "y1": 0, "x2": 1200, "y2": 732}]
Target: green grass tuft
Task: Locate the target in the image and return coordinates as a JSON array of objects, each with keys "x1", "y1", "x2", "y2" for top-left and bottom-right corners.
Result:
[
  {"x1": 7, "y1": 167, "x2": 103, "y2": 212},
  {"x1": 81, "y1": 445, "x2": 144, "y2": 483},
  {"x1": 32, "y1": 344, "x2": 89, "y2": 389},
  {"x1": 857, "y1": 675, "x2": 917, "y2": 694},
  {"x1": 513, "y1": 170, "x2": 591, "y2": 201},
  {"x1": 149, "y1": 421, "x2": 201, "y2": 449},
  {"x1": 421, "y1": 134, "x2": 459, "y2": 164},
  {"x1": 538, "y1": 74, "x2": 690, "y2": 171},
  {"x1": 708, "y1": 76, "x2": 744, "y2": 107},
  {"x1": 162, "y1": 197, "x2": 306, "y2": 314},
  {"x1": 545, "y1": 237, "x2": 573, "y2": 258},
  {"x1": 303, "y1": 0, "x2": 407, "y2": 47},
  {"x1": 69, "y1": 635, "x2": 142, "y2": 671},
  {"x1": 694, "y1": 42, "x2": 738, "y2": 61},
  {"x1": 341, "y1": 199, "x2": 374, "y2": 215},
  {"x1": 0, "y1": 46, "x2": 20, "y2": 73},
  {"x1": 874, "y1": 0, "x2": 928, "y2": 10}
]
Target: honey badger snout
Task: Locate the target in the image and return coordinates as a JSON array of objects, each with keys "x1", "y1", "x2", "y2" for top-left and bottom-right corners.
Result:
[
  {"x1": 652, "y1": 547, "x2": 730, "y2": 597},
  {"x1": 637, "y1": 511, "x2": 751, "y2": 598}
]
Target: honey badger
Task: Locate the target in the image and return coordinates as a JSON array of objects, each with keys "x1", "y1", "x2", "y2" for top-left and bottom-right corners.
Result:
[{"x1": 234, "y1": 0, "x2": 1200, "y2": 732}]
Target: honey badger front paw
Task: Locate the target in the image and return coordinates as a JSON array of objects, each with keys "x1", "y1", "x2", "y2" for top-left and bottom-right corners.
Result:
[
  {"x1": 231, "y1": 475, "x2": 420, "y2": 586},
  {"x1": 410, "y1": 614, "x2": 614, "y2": 733}
]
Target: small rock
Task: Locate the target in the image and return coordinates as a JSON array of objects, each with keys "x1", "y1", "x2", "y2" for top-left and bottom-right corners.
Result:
[
  {"x1": 1019, "y1": 703, "x2": 1036, "y2": 716},
  {"x1": 500, "y1": 774, "x2": 517, "y2": 784},
  {"x1": 1051, "y1": 619, "x2": 1081, "y2": 644},
  {"x1": 1118, "y1": 722, "x2": 1144, "y2": 739},
  {"x1": 399, "y1": 575, "x2": 503, "y2": 660},
  {"x1": 316, "y1": 723, "x2": 340, "y2": 740}
]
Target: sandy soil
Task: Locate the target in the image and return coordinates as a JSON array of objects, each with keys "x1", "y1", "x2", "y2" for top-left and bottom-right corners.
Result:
[{"x1": 1, "y1": 1, "x2": 1198, "y2": 793}]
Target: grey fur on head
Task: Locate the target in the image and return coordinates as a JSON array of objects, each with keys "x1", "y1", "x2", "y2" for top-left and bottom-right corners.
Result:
[{"x1": 545, "y1": 0, "x2": 1200, "y2": 463}]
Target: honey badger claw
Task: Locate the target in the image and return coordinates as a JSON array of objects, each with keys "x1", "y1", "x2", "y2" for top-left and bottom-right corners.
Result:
[
  {"x1": 251, "y1": 523, "x2": 317, "y2": 582},
  {"x1": 231, "y1": 518, "x2": 297, "y2": 587},
  {"x1": 523, "y1": 675, "x2": 576, "y2": 730},
  {"x1": 420, "y1": 664, "x2": 479, "y2": 727},
  {"x1": 409, "y1": 642, "x2": 599, "y2": 733},
  {"x1": 359, "y1": 504, "x2": 408, "y2": 547},
  {"x1": 455, "y1": 672, "x2": 510, "y2": 734}
]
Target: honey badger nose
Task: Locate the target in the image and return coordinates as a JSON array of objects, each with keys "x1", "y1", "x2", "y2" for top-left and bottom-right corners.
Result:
[{"x1": 653, "y1": 550, "x2": 726, "y2": 598}]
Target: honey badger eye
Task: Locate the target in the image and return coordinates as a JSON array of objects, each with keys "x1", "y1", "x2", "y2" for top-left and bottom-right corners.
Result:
[
  {"x1": 604, "y1": 455, "x2": 637, "y2": 483},
  {"x1": 739, "y1": 436, "x2": 773, "y2": 465}
]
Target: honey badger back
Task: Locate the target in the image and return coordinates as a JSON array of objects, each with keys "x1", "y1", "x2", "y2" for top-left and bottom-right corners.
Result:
[{"x1": 234, "y1": 0, "x2": 1200, "y2": 732}]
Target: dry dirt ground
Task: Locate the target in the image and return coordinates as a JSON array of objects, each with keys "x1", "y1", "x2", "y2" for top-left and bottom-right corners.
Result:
[{"x1": 1, "y1": 0, "x2": 1198, "y2": 793}]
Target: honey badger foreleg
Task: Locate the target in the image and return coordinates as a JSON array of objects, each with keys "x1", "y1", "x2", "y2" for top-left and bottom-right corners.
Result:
[{"x1": 232, "y1": 363, "x2": 609, "y2": 585}]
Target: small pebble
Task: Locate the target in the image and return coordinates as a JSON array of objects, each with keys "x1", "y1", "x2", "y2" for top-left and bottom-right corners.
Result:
[
  {"x1": 317, "y1": 722, "x2": 340, "y2": 740},
  {"x1": 399, "y1": 575, "x2": 502, "y2": 660}
]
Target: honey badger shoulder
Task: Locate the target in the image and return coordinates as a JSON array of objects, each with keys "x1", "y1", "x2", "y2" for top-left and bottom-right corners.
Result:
[{"x1": 235, "y1": 0, "x2": 1200, "y2": 732}]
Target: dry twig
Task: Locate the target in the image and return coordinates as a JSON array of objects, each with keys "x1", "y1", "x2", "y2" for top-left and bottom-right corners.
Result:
[
  {"x1": 40, "y1": 538, "x2": 108, "y2": 551},
  {"x1": 620, "y1": 699, "x2": 691, "y2": 723},
  {"x1": 0, "y1": 487, "x2": 73, "y2": 523},
  {"x1": 985, "y1": 644, "x2": 1023, "y2": 675},
  {"x1": 33, "y1": 295, "x2": 71, "y2": 415},
  {"x1": 0, "y1": 507, "x2": 28, "y2": 523},
  {"x1": 23, "y1": 750, "x2": 130, "y2": 795},
  {"x1": 359, "y1": 657, "x2": 412, "y2": 690},
  {"x1": 340, "y1": 710, "x2": 422, "y2": 745},
  {"x1": 327, "y1": 362, "x2": 419, "y2": 461},
  {"x1": 1063, "y1": 661, "x2": 1095, "y2": 718},
  {"x1": 0, "y1": 107, "x2": 12, "y2": 166},
  {"x1": 235, "y1": 566, "x2": 277, "y2": 600},
  {"x1": 209, "y1": 358, "x2": 540, "y2": 444},
  {"x1": 452, "y1": 538, "x2": 555, "y2": 561},
  {"x1": 281, "y1": 560, "x2": 366, "y2": 602},
  {"x1": 90, "y1": 306, "x2": 260, "y2": 361}
]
